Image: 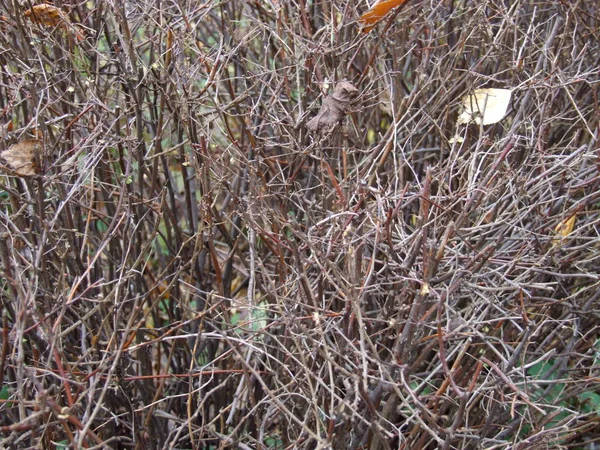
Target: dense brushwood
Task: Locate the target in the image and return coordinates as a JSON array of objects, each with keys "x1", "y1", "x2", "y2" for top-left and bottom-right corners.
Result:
[{"x1": 0, "y1": 0, "x2": 598, "y2": 449}]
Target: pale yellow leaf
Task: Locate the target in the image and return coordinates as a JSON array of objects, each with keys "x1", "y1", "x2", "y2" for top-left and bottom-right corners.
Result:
[
  {"x1": 457, "y1": 88, "x2": 512, "y2": 126},
  {"x1": 449, "y1": 135, "x2": 464, "y2": 144}
]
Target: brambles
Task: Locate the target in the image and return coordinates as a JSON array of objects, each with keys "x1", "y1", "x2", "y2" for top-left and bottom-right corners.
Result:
[{"x1": 0, "y1": 0, "x2": 598, "y2": 449}]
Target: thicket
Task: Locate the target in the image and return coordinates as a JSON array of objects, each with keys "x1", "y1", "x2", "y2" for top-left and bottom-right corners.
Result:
[{"x1": 0, "y1": 0, "x2": 599, "y2": 448}]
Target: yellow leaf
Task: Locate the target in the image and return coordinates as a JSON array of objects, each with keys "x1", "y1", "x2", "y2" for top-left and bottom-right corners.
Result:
[
  {"x1": 552, "y1": 215, "x2": 576, "y2": 247},
  {"x1": 555, "y1": 216, "x2": 576, "y2": 237},
  {"x1": 457, "y1": 88, "x2": 512, "y2": 126},
  {"x1": 359, "y1": 0, "x2": 410, "y2": 33},
  {"x1": 367, "y1": 128, "x2": 376, "y2": 145},
  {"x1": 1, "y1": 139, "x2": 41, "y2": 176}
]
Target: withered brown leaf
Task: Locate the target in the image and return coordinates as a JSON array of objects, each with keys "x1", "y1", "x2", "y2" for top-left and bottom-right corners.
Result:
[
  {"x1": 1, "y1": 139, "x2": 41, "y2": 176},
  {"x1": 23, "y1": 4, "x2": 70, "y2": 28},
  {"x1": 23, "y1": 4, "x2": 84, "y2": 40},
  {"x1": 306, "y1": 81, "x2": 358, "y2": 134}
]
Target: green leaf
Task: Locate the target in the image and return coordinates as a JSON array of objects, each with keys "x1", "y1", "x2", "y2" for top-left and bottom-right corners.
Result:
[
  {"x1": 527, "y1": 360, "x2": 554, "y2": 378},
  {"x1": 578, "y1": 391, "x2": 600, "y2": 414},
  {"x1": 0, "y1": 385, "x2": 9, "y2": 400}
]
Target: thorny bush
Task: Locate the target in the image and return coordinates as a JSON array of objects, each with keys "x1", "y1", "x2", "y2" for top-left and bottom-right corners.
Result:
[{"x1": 0, "y1": 0, "x2": 599, "y2": 449}]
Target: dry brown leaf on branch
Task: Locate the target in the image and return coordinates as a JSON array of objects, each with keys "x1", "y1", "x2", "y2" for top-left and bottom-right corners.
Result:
[
  {"x1": 24, "y1": 4, "x2": 70, "y2": 27},
  {"x1": 0, "y1": 139, "x2": 42, "y2": 176},
  {"x1": 306, "y1": 81, "x2": 359, "y2": 134},
  {"x1": 0, "y1": 14, "x2": 9, "y2": 32},
  {"x1": 359, "y1": 0, "x2": 410, "y2": 33},
  {"x1": 23, "y1": 4, "x2": 84, "y2": 40},
  {"x1": 0, "y1": 121, "x2": 14, "y2": 139}
]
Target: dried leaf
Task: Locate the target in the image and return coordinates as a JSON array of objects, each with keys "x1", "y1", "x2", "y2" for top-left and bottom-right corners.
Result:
[
  {"x1": 378, "y1": 90, "x2": 393, "y2": 116},
  {"x1": 24, "y1": 4, "x2": 70, "y2": 28},
  {"x1": 307, "y1": 81, "x2": 358, "y2": 134},
  {"x1": 0, "y1": 139, "x2": 41, "y2": 176},
  {"x1": 457, "y1": 88, "x2": 512, "y2": 126},
  {"x1": 0, "y1": 15, "x2": 9, "y2": 31},
  {"x1": 552, "y1": 215, "x2": 576, "y2": 247},
  {"x1": 359, "y1": 0, "x2": 410, "y2": 33},
  {"x1": 0, "y1": 121, "x2": 13, "y2": 139}
]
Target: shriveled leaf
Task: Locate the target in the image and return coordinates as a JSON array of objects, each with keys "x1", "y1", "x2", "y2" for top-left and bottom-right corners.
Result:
[
  {"x1": 555, "y1": 215, "x2": 576, "y2": 237},
  {"x1": 359, "y1": 0, "x2": 410, "y2": 33},
  {"x1": 0, "y1": 121, "x2": 13, "y2": 139},
  {"x1": 307, "y1": 81, "x2": 358, "y2": 134},
  {"x1": 378, "y1": 90, "x2": 392, "y2": 115},
  {"x1": 0, "y1": 14, "x2": 9, "y2": 32},
  {"x1": 0, "y1": 139, "x2": 41, "y2": 176},
  {"x1": 457, "y1": 88, "x2": 512, "y2": 125},
  {"x1": 24, "y1": 4, "x2": 70, "y2": 28},
  {"x1": 23, "y1": 4, "x2": 84, "y2": 40},
  {"x1": 552, "y1": 215, "x2": 576, "y2": 247}
]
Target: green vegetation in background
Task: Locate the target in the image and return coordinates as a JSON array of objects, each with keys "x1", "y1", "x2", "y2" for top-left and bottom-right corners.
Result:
[{"x1": 515, "y1": 355, "x2": 600, "y2": 443}]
